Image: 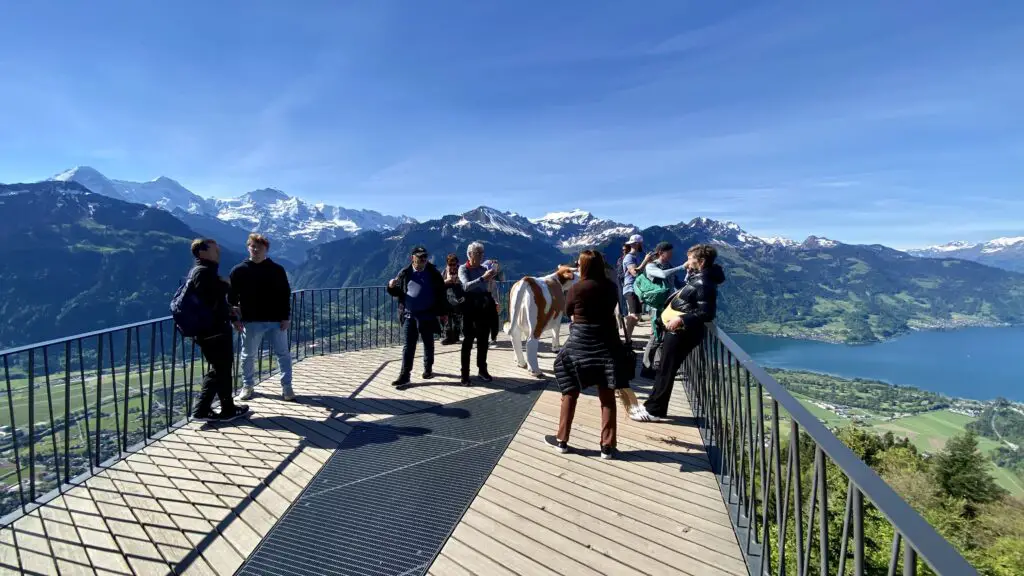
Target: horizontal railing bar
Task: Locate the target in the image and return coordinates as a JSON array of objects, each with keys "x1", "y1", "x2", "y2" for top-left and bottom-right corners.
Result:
[
  {"x1": 0, "y1": 286, "x2": 391, "y2": 357},
  {"x1": 710, "y1": 325, "x2": 978, "y2": 576}
]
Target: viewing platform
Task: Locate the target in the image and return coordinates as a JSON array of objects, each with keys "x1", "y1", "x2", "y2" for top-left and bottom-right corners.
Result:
[
  {"x1": 0, "y1": 285, "x2": 979, "y2": 575},
  {"x1": 0, "y1": 324, "x2": 747, "y2": 575}
]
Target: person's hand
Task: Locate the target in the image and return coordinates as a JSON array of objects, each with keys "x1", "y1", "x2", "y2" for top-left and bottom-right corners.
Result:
[
  {"x1": 280, "y1": 319, "x2": 290, "y2": 332},
  {"x1": 388, "y1": 278, "x2": 398, "y2": 289},
  {"x1": 483, "y1": 268, "x2": 497, "y2": 280},
  {"x1": 667, "y1": 317, "x2": 683, "y2": 332},
  {"x1": 232, "y1": 321, "x2": 244, "y2": 334},
  {"x1": 496, "y1": 303, "x2": 502, "y2": 314}
]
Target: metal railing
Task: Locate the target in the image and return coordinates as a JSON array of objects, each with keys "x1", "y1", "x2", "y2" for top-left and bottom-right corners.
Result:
[
  {"x1": 682, "y1": 325, "x2": 977, "y2": 576},
  {"x1": 0, "y1": 283, "x2": 514, "y2": 525}
]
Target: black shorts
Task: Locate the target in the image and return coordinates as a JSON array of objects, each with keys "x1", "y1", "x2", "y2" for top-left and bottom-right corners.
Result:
[{"x1": 626, "y1": 292, "x2": 642, "y2": 315}]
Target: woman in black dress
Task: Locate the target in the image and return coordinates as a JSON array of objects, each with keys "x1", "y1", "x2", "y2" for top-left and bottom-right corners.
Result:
[{"x1": 548, "y1": 249, "x2": 634, "y2": 460}]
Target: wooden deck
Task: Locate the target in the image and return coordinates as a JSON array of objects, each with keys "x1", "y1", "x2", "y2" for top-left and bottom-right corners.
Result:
[{"x1": 0, "y1": 325, "x2": 746, "y2": 576}]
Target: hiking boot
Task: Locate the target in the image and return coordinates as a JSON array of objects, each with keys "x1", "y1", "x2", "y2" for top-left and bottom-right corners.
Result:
[
  {"x1": 421, "y1": 370, "x2": 434, "y2": 380},
  {"x1": 460, "y1": 374, "x2": 472, "y2": 386},
  {"x1": 477, "y1": 369, "x2": 493, "y2": 383},
  {"x1": 282, "y1": 390, "x2": 297, "y2": 402},
  {"x1": 392, "y1": 373, "x2": 411, "y2": 388}
]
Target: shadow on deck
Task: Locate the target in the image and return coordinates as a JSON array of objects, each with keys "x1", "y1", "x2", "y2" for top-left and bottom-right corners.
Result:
[{"x1": 0, "y1": 325, "x2": 745, "y2": 576}]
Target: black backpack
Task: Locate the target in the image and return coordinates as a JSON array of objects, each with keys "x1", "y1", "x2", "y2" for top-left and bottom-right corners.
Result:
[{"x1": 170, "y1": 267, "x2": 215, "y2": 338}]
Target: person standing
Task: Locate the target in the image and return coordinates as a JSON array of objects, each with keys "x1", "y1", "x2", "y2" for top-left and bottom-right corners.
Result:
[
  {"x1": 441, "y1": 254, "x2": 463, "y2": 345},
  {"x1": 482, "y1": 258, "x2": 503, "y2": 345},
  {"x1": 458, "y1": 241, "x2": 498, "y2": 386},
  {"x1": 229, "y1": 234, "x2": 294, "y2": 402},
  {"x1": 387, "y1": 245, "x2": 447, "y2": 388},
  {"x1": 643, "y1": 244, "x2": 726, "y2": 419},
  {"x1": 181, "y1": 239, "x2": 250, "y2": 422},
  {"x1": 620, "y1": 234, "x2": 648, "y2": 346},
  {"x1": 548, "y1": 249, "x2": 632, "y2": 459},
  {"x1": 639, "y1": 241, "x2": 688, "y2": 378}
]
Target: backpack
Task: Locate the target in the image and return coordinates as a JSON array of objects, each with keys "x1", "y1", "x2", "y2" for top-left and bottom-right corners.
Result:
[
  {"x1": 616, "y1": 256, "x2": 626, "y2": 284},
  {"x1": 170, "y1": 267, "x2": 215, "y2": 338},
  {"x1": 633, "y1": 270, "x2": 674, "y2": 310}
]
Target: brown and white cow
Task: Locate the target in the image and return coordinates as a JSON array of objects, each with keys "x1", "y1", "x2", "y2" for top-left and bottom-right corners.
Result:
[{"x1": 504, "y1": 265, "x2": 578, "y2": 376}]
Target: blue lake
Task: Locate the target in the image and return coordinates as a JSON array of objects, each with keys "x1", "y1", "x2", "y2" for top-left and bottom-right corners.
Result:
[{"x1": 728, "y1": 327, "x2": 1024, "y2": 402}]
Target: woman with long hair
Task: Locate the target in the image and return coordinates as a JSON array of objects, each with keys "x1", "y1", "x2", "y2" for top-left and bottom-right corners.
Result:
[{"x1": 549, "y1": 249, "x2": 635, "y2": 459}]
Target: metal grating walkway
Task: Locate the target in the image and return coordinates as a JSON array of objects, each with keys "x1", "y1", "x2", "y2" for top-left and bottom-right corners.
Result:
[{"x1": 236, "y1": 382, "x2": 548, "y2": 576}]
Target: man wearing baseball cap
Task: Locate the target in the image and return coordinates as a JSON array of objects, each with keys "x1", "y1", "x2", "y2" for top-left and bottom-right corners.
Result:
[
  {"x1": 386, "y1": 245, "x2": 447, "y2": 388},
  {"x1": 620, "y1": 233, "x2": 647, "y2": 345}
]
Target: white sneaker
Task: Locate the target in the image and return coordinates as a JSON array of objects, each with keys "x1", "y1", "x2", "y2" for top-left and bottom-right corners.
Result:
[
  {"x1": 629, "y1": 405, "x2": 653, "y2": 422},
  {"x1": 236, "y1": 386, "x2": 254, "y2": 401}
]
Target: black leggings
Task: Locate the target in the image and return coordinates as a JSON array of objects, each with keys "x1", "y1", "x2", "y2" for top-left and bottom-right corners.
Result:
[
  {"x1": 643, "y1": 326, "x2": 705, "y2": 417},
  {"x1": 461, "y1": 304, "x2": 496, "y2": 375}
]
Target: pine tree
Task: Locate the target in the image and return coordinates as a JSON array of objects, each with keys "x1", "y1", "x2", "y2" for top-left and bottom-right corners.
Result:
[{"x1": 933, "y1": 431, "x2": 1006, "y2": 511}]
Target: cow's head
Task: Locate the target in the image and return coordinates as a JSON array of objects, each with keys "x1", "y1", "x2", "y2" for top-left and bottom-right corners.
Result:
[{"x1": 555, "y1": 265, "x2": 579, "y2": 291}]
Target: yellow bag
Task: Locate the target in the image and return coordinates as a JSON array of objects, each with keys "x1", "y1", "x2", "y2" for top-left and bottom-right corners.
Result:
[{"x1": 660, "y1": 288, "x2": 684, "y2": 328}]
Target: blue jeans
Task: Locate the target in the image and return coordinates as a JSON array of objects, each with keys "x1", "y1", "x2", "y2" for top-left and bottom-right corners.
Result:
[{"x1": 240, "y1": 321, "x2": 293, "y2": 391}]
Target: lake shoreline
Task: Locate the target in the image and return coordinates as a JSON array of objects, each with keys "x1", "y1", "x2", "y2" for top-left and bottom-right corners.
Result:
[
  {"x1": 733, "y1": 319, "x2": 1018, "y2": 346},
  {"x1": 729, "y1": 326, "x2": 1024, "y2": 403}
]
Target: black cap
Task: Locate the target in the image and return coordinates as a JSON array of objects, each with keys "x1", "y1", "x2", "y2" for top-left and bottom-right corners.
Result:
[
  {"x1": 655, "y1": 241, "x2": 674, "y2": 254},
  {"x1": 410, "y1": 245, "x2": 428, "y2": 257}
]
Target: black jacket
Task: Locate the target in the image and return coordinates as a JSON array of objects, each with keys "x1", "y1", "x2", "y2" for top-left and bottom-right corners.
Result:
[
  {"x1": 228, "y1": 258, "x2": 291, "y2": 322},
  {"x1": 189, "y1": 258, "x2": 235, "y2": 336},
  {"x1": 386, "y1": 262, "x2": 447, "y2": 317},
  {"x1": 667, "y1": 264, "x2": 726, "y2": 331}
]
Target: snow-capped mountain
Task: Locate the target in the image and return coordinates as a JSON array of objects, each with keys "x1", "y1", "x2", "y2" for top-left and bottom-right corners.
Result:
[
  {"x1": 530, "y1": 209, "x2": 638, "y2": 248},
  {"x1": 45, "y1": 166, "x2": 415, "y2": 262},
  {"x1": 452, "y1": 206, "x2": 539, "y2": 238},
  {"x1": 907, "y1": 237, "x2": 1024, "y2": 273},
  {"x1": 52, "y1": 166, "x2": 212, "y2": 213},
  {"x1": 212, "y1": 188, "x2": 414, "y2": 244}
]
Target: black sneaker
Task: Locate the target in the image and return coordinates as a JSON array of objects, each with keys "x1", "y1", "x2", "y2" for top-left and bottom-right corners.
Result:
[
  {"x1": 477, "y1": 370, "x2": 493, "y2": 383},
  {"x1": 216, "y1": 405, "x2": 251, "y2": 422},
  {"x1": 600, "y1": 445, "x2": 614, "y2": 460},
  {"x1": 192, "y1": 411, "x2": 216, "y2": 422},
  {"x1": 421, "y1": 370, "x2": 434, "y2": 380},
  {"x1": 392, "y1": 374, "x2": 411, "y2": 388},
  {"x1": 545, "y1": 435, "x2": 569, "y2": 454},
  {"x1": 460, "y1": 374, "x2": 472, "y2": 386}
]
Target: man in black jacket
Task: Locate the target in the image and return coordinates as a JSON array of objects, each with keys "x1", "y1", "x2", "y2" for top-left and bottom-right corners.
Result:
[
  {"x1": 229, "y1": 233, "x2": 294, "y2": 402},
  {"x1": 188, "y1": 239, "x2": 250, "y2": 422},
  {"x1": 387, "y1": 245, "x2": 447, "y2": 388}
]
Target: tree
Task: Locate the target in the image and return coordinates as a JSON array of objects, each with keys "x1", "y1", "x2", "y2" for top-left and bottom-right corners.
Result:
[{"x1": 932, "y1": 431, "x2": 1007, "y2": 511}]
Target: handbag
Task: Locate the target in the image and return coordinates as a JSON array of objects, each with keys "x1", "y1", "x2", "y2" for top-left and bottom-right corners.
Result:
[{"x1": 616, "y1": 342, "x2": 638, "y2": 383}]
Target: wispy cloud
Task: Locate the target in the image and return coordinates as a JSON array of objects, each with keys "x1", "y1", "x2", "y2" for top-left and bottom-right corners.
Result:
[{"x1": 1, "y1": 2, "x2": 1023, "y2": 246}]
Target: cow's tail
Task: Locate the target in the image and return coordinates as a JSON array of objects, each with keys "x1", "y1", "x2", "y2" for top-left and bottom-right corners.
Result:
[{"x1": 504, "y1": 280, "x2": 526, "y2": 336}]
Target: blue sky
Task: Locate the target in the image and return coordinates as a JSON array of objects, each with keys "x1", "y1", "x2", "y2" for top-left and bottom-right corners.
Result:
[{"x1": 1, "y1": 1, "x2": 1022, "y2": 248}]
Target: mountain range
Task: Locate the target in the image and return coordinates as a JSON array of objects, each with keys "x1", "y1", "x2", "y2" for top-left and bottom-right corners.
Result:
[
  {"x1": 907, "y1": 238, "x2": 1024, "y2": 273},
  {"x1": 3, "y1": 169, "x2": 1024, "y2": 348},
  {"x1": 49, "y1": 166, "x2": 415, "y2": 262}
]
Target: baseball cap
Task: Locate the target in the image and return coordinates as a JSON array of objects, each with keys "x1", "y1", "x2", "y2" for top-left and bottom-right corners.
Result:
[
  {"x1": 627, "y1": 234, "x2": 644, "y2": 245},
  {"x1": 410, "y1": 245, "x2": 428, "y2": 257}
]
